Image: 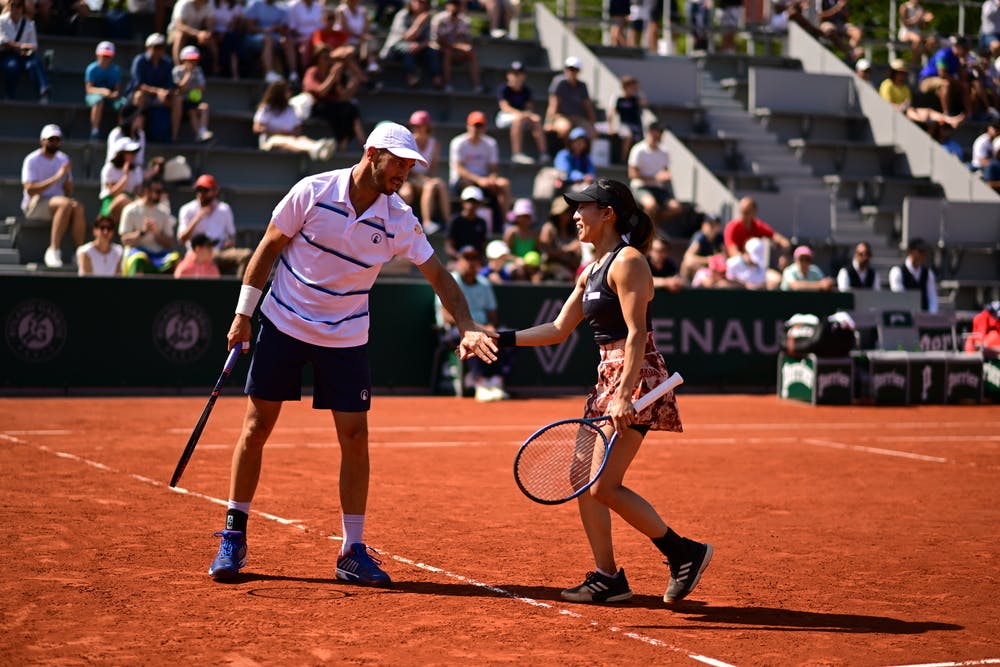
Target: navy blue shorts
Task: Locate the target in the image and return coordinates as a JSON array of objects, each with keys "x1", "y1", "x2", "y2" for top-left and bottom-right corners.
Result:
[{"x1": 245, "y1": 317, "x2": 372, "y2": 411}]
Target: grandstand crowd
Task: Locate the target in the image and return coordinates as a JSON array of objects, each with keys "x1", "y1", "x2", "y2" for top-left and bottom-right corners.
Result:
[{"x1": 2, "y1": 0, "x2": 998, "y2": 318}]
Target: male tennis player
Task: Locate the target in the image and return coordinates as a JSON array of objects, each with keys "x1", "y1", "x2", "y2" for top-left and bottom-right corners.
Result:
[
  {"x1": 208, "y1": 122, "x2": 499, "y2": 584},
  {"x1": 484, "y1": 178, "x2": 712, "y2": 604}
]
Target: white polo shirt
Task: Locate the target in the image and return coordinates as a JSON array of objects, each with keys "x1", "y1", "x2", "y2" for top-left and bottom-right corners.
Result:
[
  {"x1": 177, "y1": 198, "x2": 236, "y2": 250},
  {"x1": 262, "y1": 167, "x2": 435, "y2": 348}
]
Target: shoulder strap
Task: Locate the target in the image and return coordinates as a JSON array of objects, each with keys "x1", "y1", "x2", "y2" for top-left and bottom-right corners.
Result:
[{"x1": 14, "y1": 17, "x2": 26, "y2": 43}]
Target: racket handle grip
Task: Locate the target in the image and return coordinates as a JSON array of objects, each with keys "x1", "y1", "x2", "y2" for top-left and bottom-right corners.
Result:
[{"x1": 634, "y1": 372, "x2": 684, "y2": 412}]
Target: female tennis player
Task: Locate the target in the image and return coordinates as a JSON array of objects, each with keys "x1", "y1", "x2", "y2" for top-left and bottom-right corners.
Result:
[{"x1": 485, "y1": 178, "x2": 712, "y2": 604}]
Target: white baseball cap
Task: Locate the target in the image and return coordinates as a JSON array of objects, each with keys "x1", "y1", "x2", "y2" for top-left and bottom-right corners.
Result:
[
  {"x1": 564, "y1": 56, "x2": 582, "y2": 70},
  {"x1": 854, "y1": 58, "x2": 871, "y2": 72},
  {"x1": 145, "y1": 33, "x2": 166, "y2": 48},
  {"x1": 40, "y1": 124, "x2": 62, "y2": 140},
  {"x1": 180, "y1": 45, "x2": 200, "y2": 60},
  {"x1": 363, "y1": 122, "x2": 428, "y2": 167},
  {"x1": 112, "y1": 136, "x2": 141, "y2": 154},
  {"x1": 460, "y1": 185, "x2": 484, "y2": 201},
  {"x1": 485, "y1": 239, "x2": 510, "y2": 260},
  {"x1": 96, "y1": 41, "x2": 115, "y2": 56}
]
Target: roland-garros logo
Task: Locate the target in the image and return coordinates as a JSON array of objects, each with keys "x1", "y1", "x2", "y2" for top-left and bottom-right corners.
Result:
[{"x1": 5, "y1": 298, "x2": 67, "y2": 363}]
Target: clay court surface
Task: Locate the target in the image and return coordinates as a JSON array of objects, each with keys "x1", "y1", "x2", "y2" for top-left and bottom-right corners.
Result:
[{"x1": 1, "y1": 393, "x2": 998, "y2": 666}]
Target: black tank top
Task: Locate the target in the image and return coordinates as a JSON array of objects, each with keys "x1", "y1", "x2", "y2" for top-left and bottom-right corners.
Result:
[{"x1": 583, "y1": 243, "x2": 653, "y2": 344}]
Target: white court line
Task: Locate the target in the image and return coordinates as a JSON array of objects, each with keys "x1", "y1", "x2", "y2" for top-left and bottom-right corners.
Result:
[
  {"x1": 883, "y1": 660, "x2": 1000, "y2": 667},
  {"x1": 802, "y1": 438, "x2": 950, "y2": 463},
  {"x1": 2, "y1": 431, "x2": 735, "y2": 667}
]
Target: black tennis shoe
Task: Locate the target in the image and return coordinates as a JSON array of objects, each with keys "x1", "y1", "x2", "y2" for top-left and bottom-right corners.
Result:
[
  {"x1": 561, "y1": 568, "x2": 633, "y2": 603},
  {"x1": 663, "y1": 539, "x2": 713, "y2": 603},
  {"x1": 208, "y1": 529, "x2": 247, "y2": 579}
]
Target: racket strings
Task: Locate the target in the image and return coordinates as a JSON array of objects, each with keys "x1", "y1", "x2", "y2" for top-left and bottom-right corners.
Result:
[{"x1": 515, "y1": 422, "x2": 608, "y2": 503}]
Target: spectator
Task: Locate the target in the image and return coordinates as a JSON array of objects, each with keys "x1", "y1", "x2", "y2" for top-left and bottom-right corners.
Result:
[
  {"x1": 481, "y1": 238, "x2": 516, "y2": 283},
  {"x1": 854, "y1": 57, "x2": 872, "y2": 85},
  {"x1": 213, "y1": 0, "x2": 246, "y2": 80},
  {"x1": 174, "y1": 231, "x2": 221, "y2": 278},
  {"x1": 253, "y1": 79, "x2": 334, "y2": 160},
  {"x1": 607, "y1": 75, "x2": 646, "y2": 163},
  {"x1": 172, "y1": 45, "x2": 215, "y2": 142},
  {"x1": 537, "y1": 195, "x2": 580, "y2": 281},
  {"x1": 444, "y1": 185, "x2": 489, "y2": 261},
  {"x1": 449, "y1": 110, "x2": 511, "y2": 228},
  {"x1": 0, "y1": 0, "x2": 50, "y2": 102},
  {"x1": 431, "y1": 0, "x2": 481, "y2": 92},
  {"x1": 126, "y1": 33, "x2": 180, "y2": 144},
  {"x1": 176, "y1": 173, "x2": 253, "y2": 277},
  {"x1": 880, "y1": 58, "x2": 965, "y2": 129},
  {"x1": 554, "y1": 126, "x2": 597, "y2": 192},
  {"x1": 963, "y1": 300, "x2": 1000, "y2": 352},
  {"x1": 496, "y1": 60, "x2": 547, "y2": 165},
  {"x1": 85, "y1": 41, "x2": 125, "y2": 141},
  {"x1": 726, "y1": 236, "x2": 780, "y2": 290},
  {"x1": 310, "y1": 3, "x2": 365, "y2": 77},
  {"x1": 647, "y1": 236, "x2": 683, "y2": 292},
  {"x1": 971, "y1": 120, "x2": 1000, "y2": 169},
  {"x1": 168, "y1": 0, "x2": 217, "y2": 71},
  {"x1": 544, "y1": 56, "x2": 597, "y2": 142},
  {"x1": 243, "y1": 0, "x2": 291, "y2": 83},
  {"x1": 927, "y1": 119, "x2": 963, "y2": 160},
  {"x1": 303, "y1": 45, "x2": 365, "y2": 152},
  {"x1": 966, "y1": 52, "x2": 1000, "y2": 120},
  {"x1": 76, "y1": 215, "x2": 123, "y2": 276},
  {"x1": 627, "y1": 121, "x2": 683, "y2": 224},
  {"x1": 435, "y1": 245, "x2": 514, "y2": 401},
  {"x1": 680, "y1": 213, "x2": 723, "y2": 280},
  {"x1": 379, "y1": 0, "x2": 441, "y2": 89},
  {"x1": 889, "y1": 237, "x2": 938, "y2": 312},
  {"x1": 21, "y1": 124, "x2": 86, "y2": 268},
  {"x1": 99, "y1": 137, "x2": 143, "y2": 224},
  {"x1": 337, "y1": 0, "x2": 380, "y2": 75},
  {"x1": 628, "y1": 0, "x2": 678, "y2": 54},
  {"x1": 780, "y1": 245, "x2": 835, "y2": 291},
  {"x1": 918, "y1": 36, "x2": 973, "y2": 118},
  {"x1": 119, "y1": 177, "x2": 181, "y2": 275},
  {"x1": 286, "y1": 0, "x2": 325, "y2": 79},
  {"x1": 982, "y1": 143, "x2": 1000, "y2": 191},
  {"x1": 898, "y1": 0, "x2": 933, "y2": 63},
  {"x1": 399, "y1": 109, "x2": 449, "y2": 234},
  {"x1": 723, "y1": 196, "x2": 791, "y2": 265},
  {"x1": 502, "y1": 197, "x2": 539, "y2": 260},
  {"x1": 692, "y1": 253, "x2": 740, "y2": 288},
  {"x1": 715, "y1": 0, "x2": 743, "y2": 54},
  {"x1": 609, "y1": 0, "x2": 631, "y2": 47},
  {"x1": 482, "y1": 0, "x2": 512, "y2": 38},
  {"x1": 836, "y1": 241, "x2": 881, "y2": 291},
  {"x1": 687, "y1": 0, "x2": 709, "y2": 51},
  {"x1": 981, "y1": 0, "x2": 1000, "y2": 59},
  {"x1": 816, "y1": 0, "x2": 863, "y2": 61},
  {"x1": 106, "y1": 103, "x2": 148, "y2": 171}
]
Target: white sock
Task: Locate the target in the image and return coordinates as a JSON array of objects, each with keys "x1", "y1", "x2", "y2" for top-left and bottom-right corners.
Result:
[
  {"x1": 596, "y1": 567, "x2": 616, "y2": 578},
  {"x1": 341, "y1": 514, "x2": 365, "y2": 555},
  {"x1": 227, "y1": 500, "x2": 251, "y2": 514}
]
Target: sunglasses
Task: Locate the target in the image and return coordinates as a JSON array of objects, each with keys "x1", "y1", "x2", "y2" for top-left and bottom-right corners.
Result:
[
  {"x1": 195, "y1": 187, "x2": 211, "y2": 193},
  {"x1": 96, "y1": 225, "x2": 115, "y2": 231}
]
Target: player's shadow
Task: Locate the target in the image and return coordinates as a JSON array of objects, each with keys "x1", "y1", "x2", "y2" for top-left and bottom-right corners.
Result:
[{"x1": 628, "y1": 598, "x2": 964, "y2": 635}]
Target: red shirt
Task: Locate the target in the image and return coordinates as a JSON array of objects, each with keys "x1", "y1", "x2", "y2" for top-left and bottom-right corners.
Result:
[
  {"x1": 724, "y1": 217, "x2": 775, "y2": 253},
  {"x1": 174, "y1": 251, "x2": 220, "y2": 278}
]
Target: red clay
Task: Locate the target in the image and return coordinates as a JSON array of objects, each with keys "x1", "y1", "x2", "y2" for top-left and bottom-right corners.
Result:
[{"x1": 1, "y1": 394, "x2": 997, "y2": 666}]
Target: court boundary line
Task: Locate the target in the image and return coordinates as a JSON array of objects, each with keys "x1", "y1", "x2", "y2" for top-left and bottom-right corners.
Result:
[{"x1": 2, "y1": 431, "x2": 735, "y2": 667}]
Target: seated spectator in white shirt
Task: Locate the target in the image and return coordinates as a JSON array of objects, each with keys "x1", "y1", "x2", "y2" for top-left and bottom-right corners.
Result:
[
  {"x1": 76, "y1": 215, "x2": 123, "y2": 276},
  {"x1": 726, "y1": 236, "x2": 781, "y2": 290},
  {"x1": 627, "y1": 121, "x2": 683, "y2": 224},
  {"x1": 888, "y1": 237, "x2": 939, "y2": 312},
  {"x1": 836, "y1": 241, "x2": 881, "y2": 291},
  {"x1": 176, "y1": 173, "x2": 253, "y2": 277},
  {"x1": 780, "y1": 245, "x2": 835, "y2": 291}
]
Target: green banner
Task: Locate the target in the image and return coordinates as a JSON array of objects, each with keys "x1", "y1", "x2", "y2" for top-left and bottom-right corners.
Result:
[{"x1": 0, "y1": 276, "x2": 853, "y2": 391}]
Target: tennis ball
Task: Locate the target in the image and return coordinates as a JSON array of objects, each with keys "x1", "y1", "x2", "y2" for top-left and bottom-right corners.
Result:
[
  {"x1": 188, "y1": 89, "x2": 202, "y2": 103},
  {"x1": 523, "y1": 251, "x2": 541, "y2": 267}
]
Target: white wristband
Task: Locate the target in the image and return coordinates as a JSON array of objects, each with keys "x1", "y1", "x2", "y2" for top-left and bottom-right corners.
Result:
[{"x1": 235, "y1": 284, "x2": 263, "y2": 317}]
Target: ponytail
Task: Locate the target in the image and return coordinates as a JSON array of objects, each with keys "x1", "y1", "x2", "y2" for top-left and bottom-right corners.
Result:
[{"x1": 596, "y1": 178, "x2": 653, "y2": 254}]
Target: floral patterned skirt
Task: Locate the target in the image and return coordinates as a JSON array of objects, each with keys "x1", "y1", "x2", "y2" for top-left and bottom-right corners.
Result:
[{"x1": 583, "y1": 332, "x2": 683, "y2": 433}]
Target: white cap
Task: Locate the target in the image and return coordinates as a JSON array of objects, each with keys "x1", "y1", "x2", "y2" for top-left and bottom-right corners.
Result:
[
  {"x1": 40, "y1": 124, "x2": 62, "y2": 140},
  {"x1": 460, "y1": 185, "x2": 484, "y2": 201},
  {"x1": 854, "y1": 58, "x2": 871, "y2": 72},
  {"x1": 180, "y1": 45, "x2": 200, "y2": 60},
  {"x1": 745, "y1": 236, "x2": 767, "y2": 266},
  {"x1": 96, "y1": 41, "x2": 115, "y2": 56},
  {"x1": 564, "y1": 56, "x2": 582, "y2": 70},
  {"x1": 485, "y1": 239, "x2": 510, "y2": 260},
  {"x1": 112, "y1": 136, "x2": 141, "y2": 154},
  {"x1": 510, "y1": 198, "x2": 534, "y2": 219},
  {"x1": 363, "y1": 122, "x2": 429, "y2": 167},
  {"x1": 145, "y1": 33, "x2": 166, "y2": 47}
]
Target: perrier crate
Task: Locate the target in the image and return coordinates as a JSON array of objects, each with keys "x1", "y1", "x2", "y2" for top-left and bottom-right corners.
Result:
[
  {"x1": 852, "y1": 351, "x2": 910, "y2": 405},
  {"x1": 984, "y1": 357, "x2": 1000, "y2": 403},
  {"x1": 907, "y1": 352, "x2": 947, "y2": 405},
  {"x1": 944, "y1": 354, "x2": 983, "y2": 403},
  {"x1": 778, "y1": 353, "x2": 853, "y2": 405}
]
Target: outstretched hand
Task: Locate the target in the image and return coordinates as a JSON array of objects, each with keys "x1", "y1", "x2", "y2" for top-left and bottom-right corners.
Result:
[{"x1": 458, "y1": 328, "x2": 498, "y2": 363}]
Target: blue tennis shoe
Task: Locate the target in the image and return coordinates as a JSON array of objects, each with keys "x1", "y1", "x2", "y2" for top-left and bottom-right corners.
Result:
[
  {"x1": 208, "y1": 530, "x2": 247, "y2": 579},
  {"x1": 336, "y1": 543, "x2": 392, "y2": 587}
]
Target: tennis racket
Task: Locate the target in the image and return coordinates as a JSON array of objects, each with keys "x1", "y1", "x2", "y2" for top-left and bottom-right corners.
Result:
[
  {"x1": 169, "y1": 346, "x2": 243, "y2": 488},
  {"x1": 513, "y1": 372, "x2": 684, "y2": 505}
]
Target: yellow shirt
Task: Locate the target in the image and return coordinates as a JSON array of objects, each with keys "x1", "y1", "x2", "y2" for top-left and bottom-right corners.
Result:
[{"x1": 879, "y1": 79, "x2": 912, "y2": 106}]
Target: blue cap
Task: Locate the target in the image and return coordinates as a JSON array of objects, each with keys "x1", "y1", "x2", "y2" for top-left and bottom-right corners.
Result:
[{"x1": 569, "y1": 127, "x2": 588, "y2": 141}]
